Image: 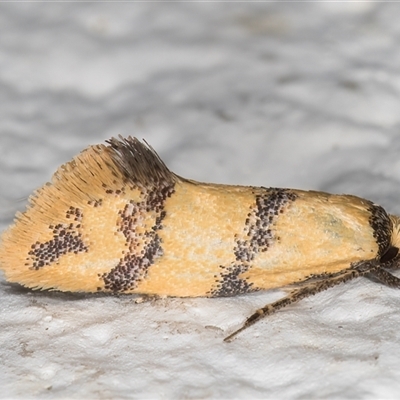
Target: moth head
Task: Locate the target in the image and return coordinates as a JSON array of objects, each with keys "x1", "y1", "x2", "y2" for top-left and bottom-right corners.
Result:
[{"x1": 387, "y1": 215, "x2": 400, "y2": 260}]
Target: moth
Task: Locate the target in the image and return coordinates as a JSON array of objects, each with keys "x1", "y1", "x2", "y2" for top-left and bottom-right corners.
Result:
[{"x1": 1, "y1": 136, "x2": 400, "y2": 342}]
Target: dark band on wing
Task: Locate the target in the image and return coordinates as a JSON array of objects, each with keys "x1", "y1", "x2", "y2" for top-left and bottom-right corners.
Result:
[{"x1": 209, "y1": 188, "x2": 298, "y2": 297}]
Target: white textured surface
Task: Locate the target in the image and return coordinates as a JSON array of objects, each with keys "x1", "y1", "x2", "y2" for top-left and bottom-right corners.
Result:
[{"x1": 2, "y1": 3, "x2": 400, "y2": 399}]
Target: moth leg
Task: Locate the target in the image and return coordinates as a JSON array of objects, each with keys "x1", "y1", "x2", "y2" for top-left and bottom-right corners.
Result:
[
  {"x1": 299, "y1": 270, "x2": 346, "y2": 285},
  {"x1": 380, "y1": 256, "x2": 400, "y2": 271},
  {"x1": 224, "y1": 259, "x2": 379, "y2": 342},
  {"x1": 368, "y1": 268, "x2": 400, "y2": 288}
]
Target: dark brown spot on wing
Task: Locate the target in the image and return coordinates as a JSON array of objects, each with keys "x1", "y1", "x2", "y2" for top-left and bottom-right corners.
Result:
[
  {"x1": 26, "y1": 207, "x2": 88, "y2": 270},
  {"x1": 211, "y1": 264, "x2": 254, "y2": 297}
]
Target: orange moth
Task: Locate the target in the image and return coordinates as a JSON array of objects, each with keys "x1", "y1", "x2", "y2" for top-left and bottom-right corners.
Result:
[{"x1": 1, "y1": 136, "x2": 400, "y2": 341}]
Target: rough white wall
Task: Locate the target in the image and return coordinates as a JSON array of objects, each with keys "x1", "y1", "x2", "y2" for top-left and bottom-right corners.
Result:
[{"x1": 2, "y1": 3, "x2": 400, "y2": 399}]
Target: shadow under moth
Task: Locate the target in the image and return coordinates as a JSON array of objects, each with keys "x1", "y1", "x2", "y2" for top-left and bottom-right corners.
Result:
[{"x1": 1, "y1": 136, "x2": 400, "y2": 341}]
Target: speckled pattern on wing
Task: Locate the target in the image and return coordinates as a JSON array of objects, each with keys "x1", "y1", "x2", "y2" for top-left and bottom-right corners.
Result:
[
  {"x1": 368, "y1": 203, "x2": 393, "y2": 258},
  {"x1": 0, "y1": 136, "x2": 179, "y2": 292},
  {"x1": 100, "y1": 185, "x2": 174, "y2": 292},
  {"x1": 27, "y1": 206, "x2": 88, "y2": 270},
  {"x1": 209, "y1": 189, "x2": 298, "y2": 297}
]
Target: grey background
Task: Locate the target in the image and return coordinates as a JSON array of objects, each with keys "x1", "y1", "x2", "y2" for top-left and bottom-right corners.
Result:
[{"x1": 1, "y1": 3, "x2": 400, "y2": 399}]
